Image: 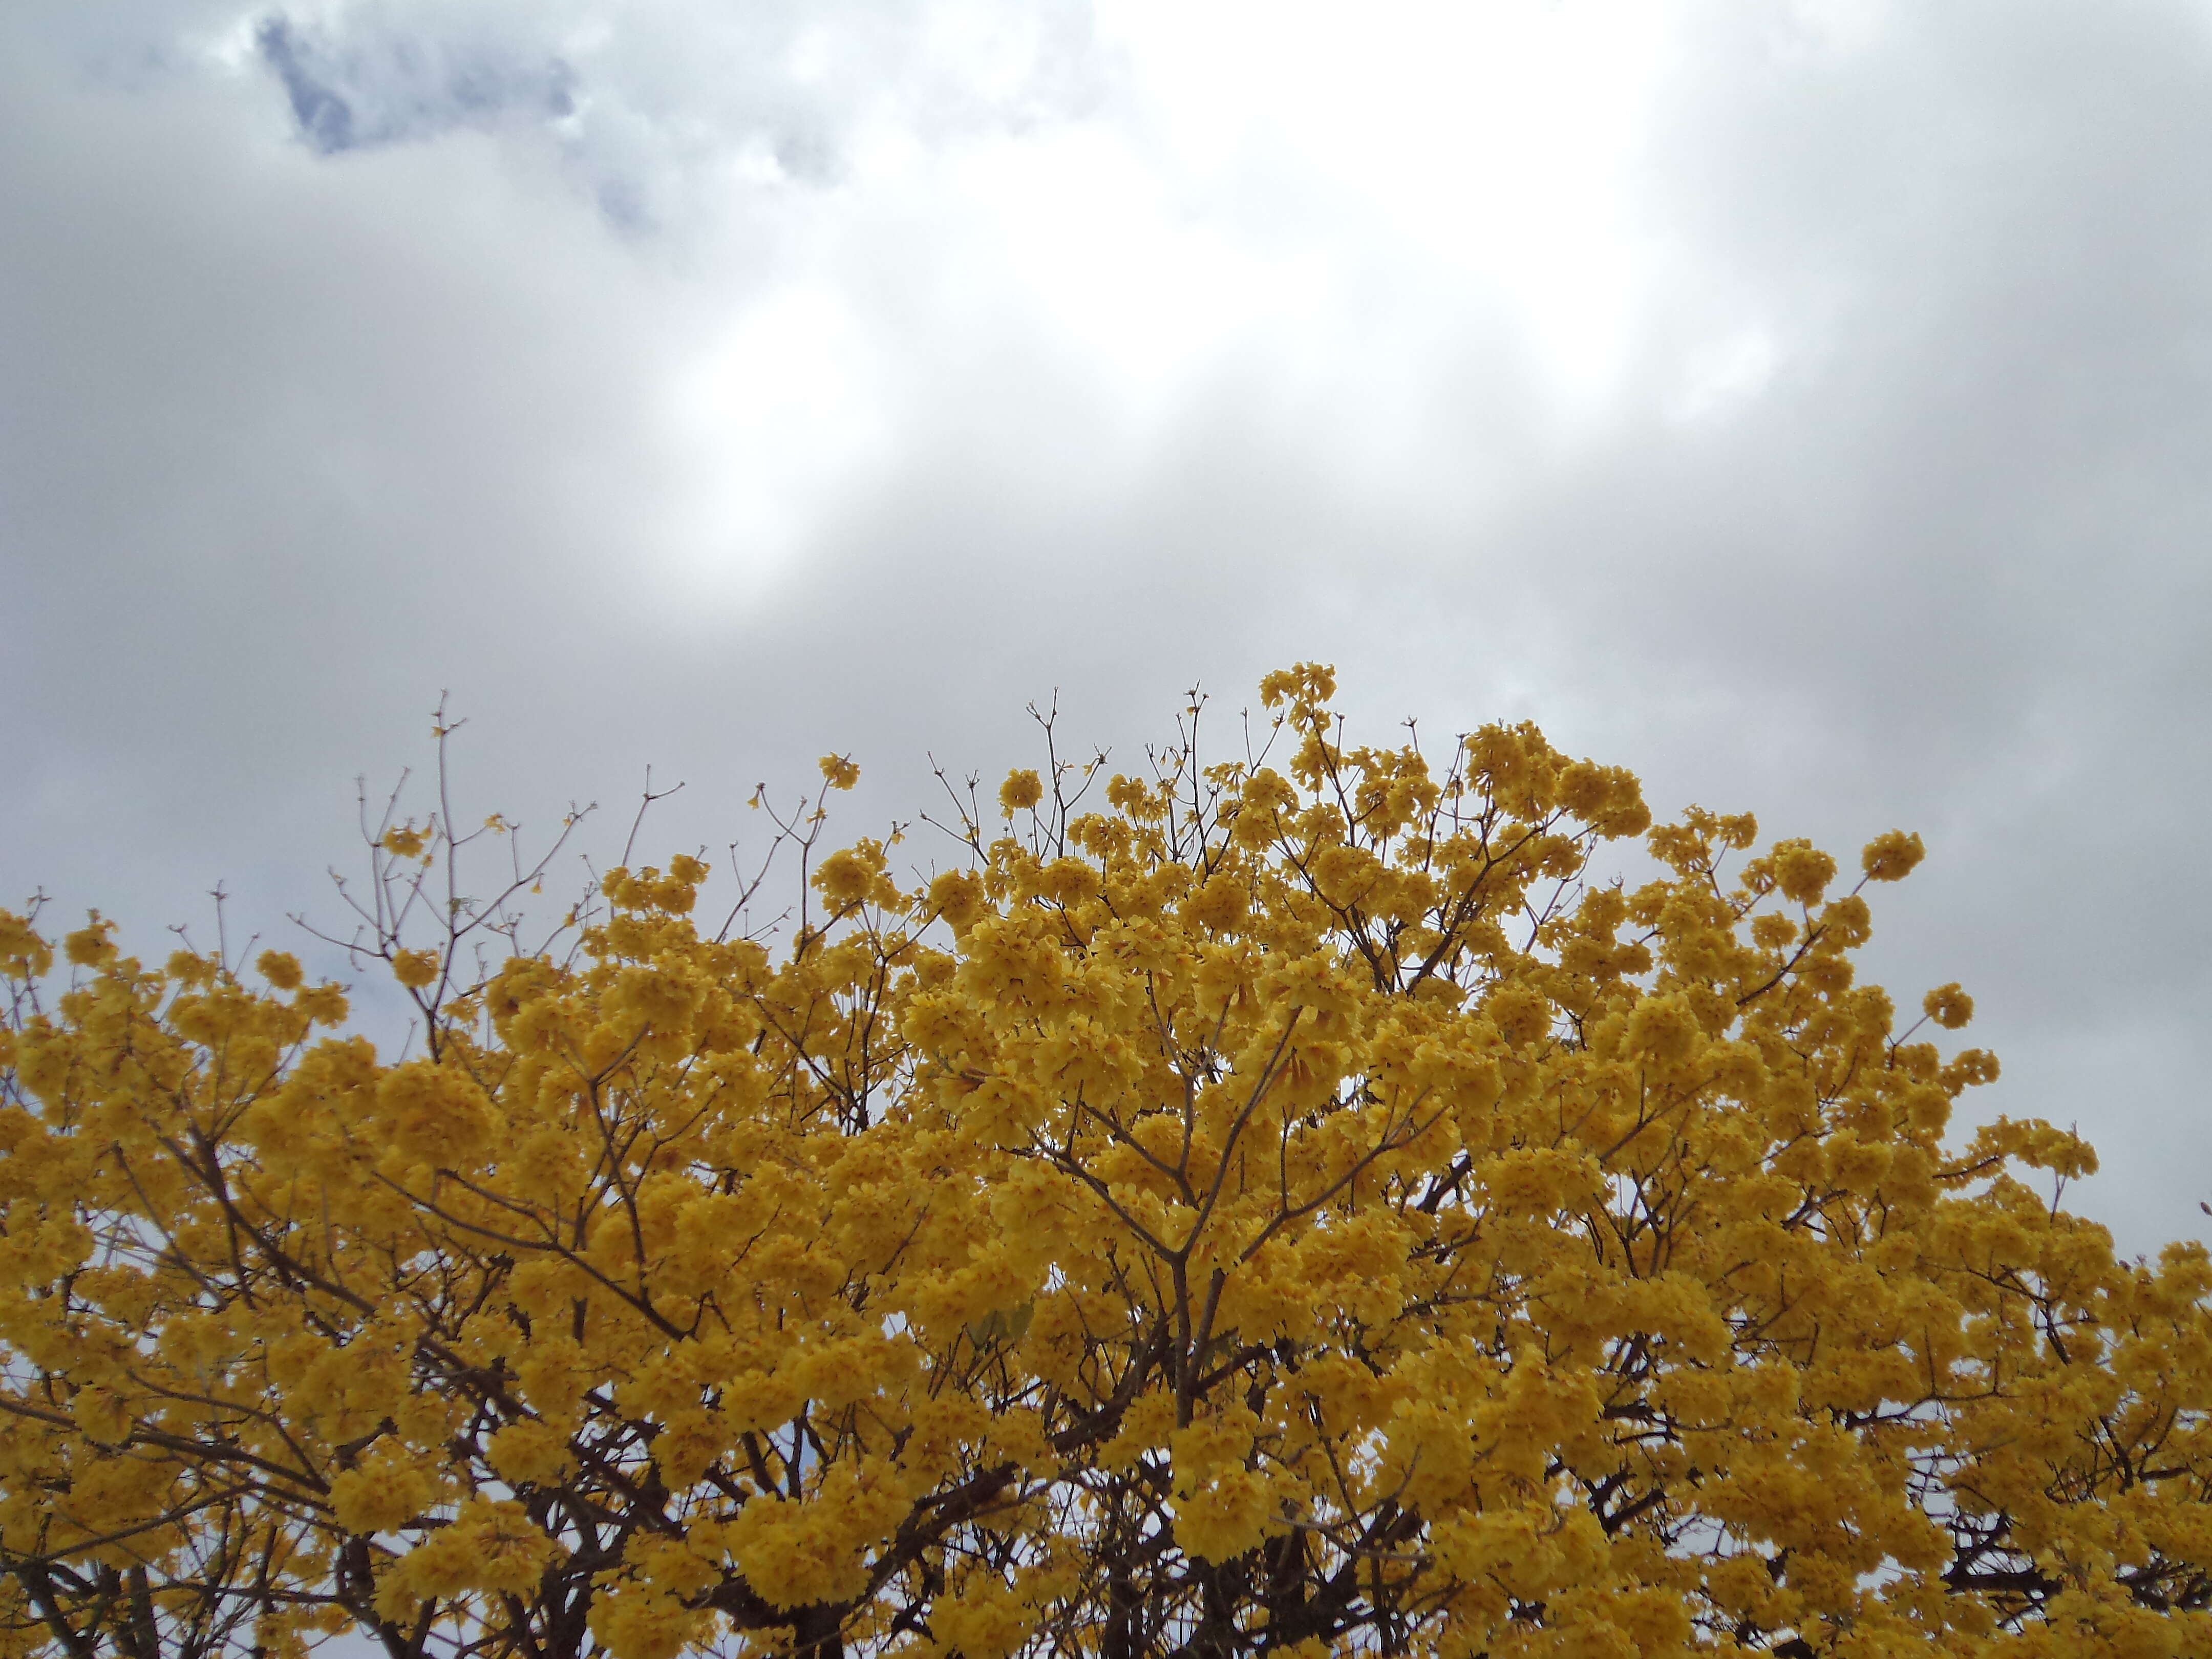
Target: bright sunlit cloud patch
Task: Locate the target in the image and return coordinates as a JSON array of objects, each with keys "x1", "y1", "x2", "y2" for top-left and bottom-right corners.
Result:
[
  {"x1": 1096, "y1": 0, "x2": 1676, "y2": 402},
  {"x1": 656, "y1": 283, "x2": 890, "y2": 597},
  {"x1": 634, "y1": 0, "x2": 1691, "y2": 594}
]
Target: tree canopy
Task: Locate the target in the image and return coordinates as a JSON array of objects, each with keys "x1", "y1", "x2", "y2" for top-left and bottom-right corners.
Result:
[{"x1": 2, "y1": 666, "x2": 2206, "y2": 1659}]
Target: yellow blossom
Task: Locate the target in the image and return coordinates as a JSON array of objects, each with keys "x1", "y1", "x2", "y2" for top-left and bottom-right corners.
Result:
[
  {"x1": 0, "y1": 668, "x2": 2201, "y2": 1659},
  {"x1": 1925, "y1": 981, "x2": 1976, "y2": 1029}
]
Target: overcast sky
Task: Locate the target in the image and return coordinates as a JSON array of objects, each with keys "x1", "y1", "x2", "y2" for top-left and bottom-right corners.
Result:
[{"x1": 4, "y1": 0, "x2": 2207, "y2": 1256}]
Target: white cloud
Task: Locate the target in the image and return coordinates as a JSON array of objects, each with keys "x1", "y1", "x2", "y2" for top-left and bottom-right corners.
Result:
[
  {"x1": 656, "y1": 284, "x2": 890, "y2": 595},
  {"x1": 1666, "y1": 325, "x2": 1781, "y2": 422}
]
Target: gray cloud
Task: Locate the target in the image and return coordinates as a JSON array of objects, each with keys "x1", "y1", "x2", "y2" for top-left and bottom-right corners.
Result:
[
  {"x1": 2, "y1": 0, "x2": 2208, "y2": 1254},
  {"x1": 253, "y1": 13, "x2": 575, "y2": 156}
]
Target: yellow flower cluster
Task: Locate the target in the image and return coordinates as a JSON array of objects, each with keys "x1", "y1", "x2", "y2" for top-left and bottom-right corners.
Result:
[{"x1": 2, "y1": 668, "x2": 2205, "y2": 1659}]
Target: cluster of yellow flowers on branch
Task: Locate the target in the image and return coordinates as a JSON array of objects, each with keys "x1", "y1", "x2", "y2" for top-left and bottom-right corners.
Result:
[{"x1": 2, "y1": 666, "x2": 2207, "y2": 1659}]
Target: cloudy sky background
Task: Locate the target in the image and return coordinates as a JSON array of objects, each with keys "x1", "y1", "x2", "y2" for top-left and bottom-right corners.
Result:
[{"x1": 4, "y1": 0, "x2": 2208, "y2": 1255}]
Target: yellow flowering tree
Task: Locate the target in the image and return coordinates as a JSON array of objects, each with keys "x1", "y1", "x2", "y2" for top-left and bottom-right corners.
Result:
[{"x1": 2, "y1": 666, "x2": 2207, "y2": 1659}]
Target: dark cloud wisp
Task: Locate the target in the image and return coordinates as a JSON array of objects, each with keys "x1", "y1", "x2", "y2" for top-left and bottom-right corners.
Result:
[{"x1": 254, "y1": 12, "x2": 574, "y2": 156}]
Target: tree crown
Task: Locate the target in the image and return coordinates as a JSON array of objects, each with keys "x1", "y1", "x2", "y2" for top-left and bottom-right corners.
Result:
[{"x1": 1, "y1": 669, "x2": 2205, "y2": 1659}]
